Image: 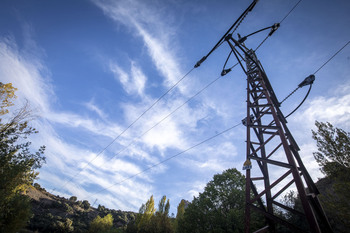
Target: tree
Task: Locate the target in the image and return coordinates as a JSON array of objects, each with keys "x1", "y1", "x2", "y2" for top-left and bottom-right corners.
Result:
[
  {"x1": 137, "y1": 195, "x2": 156, "y2": 231},
  {"x1": 174, "y1": 199, "x2": 186, "y2": 233},
  {"x1": 82, "y1": 200, "x2": 91, "y2": 210},
  {"x1": 312, "y1": 121, "x2": 350, "y2": 232},
  {"x1": 312, "y1": 121, "x2": 350, "y2": 177},
  {"x1": 178, "y1": 168, "x2": 264, "y2": 233},
  {"x1": 0, "y1": 83, "x2": 45, "y2": 232},
  {"x1": 69, "y1": 196, "x2": 78, "y2": 202},
  {"x1": 178, "y1": 168, "x2": 246, "y2": 233},
  {"x1": 127, "y1": 195, "x2": 173, "y2": 233},
  {"x1": 149, "y1": 195, "x2": 173, "y2": 233},
  {"x1": 89, "y1": 214, "x2": 114, "y2": 233},
  {"x1": 0, "y1": 82, "x2": 17, "y2": 115}
]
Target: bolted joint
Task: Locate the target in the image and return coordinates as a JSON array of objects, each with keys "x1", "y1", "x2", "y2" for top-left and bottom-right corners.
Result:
[{"x1": 242, "y1": 114, "x2": 255, "y2": 126}]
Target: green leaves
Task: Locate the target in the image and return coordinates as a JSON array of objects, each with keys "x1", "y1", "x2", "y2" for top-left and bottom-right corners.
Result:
[
  {"x1": 0, "y1": 83, "x2": 45, "y2": 232},
  {"x1": 312, "y1": 121, "x2": 350, "y2": 177},
  {"x1": 90, "y1": 214, "x2": 114, "y2": 233},
  {"x1": 312, "y1": 121, "x2": 350, "y2": 232},
  {"x1": 178, "y1": 168, "x2": 246, "y2": 233}
]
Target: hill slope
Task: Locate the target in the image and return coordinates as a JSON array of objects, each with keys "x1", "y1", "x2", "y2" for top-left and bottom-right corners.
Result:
[{"x1": 25, "y1": 184, "x2": 136, "y2": 232}]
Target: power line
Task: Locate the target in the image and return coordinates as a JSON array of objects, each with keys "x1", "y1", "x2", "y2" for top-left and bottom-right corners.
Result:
[
  {"x1": 84, "y1": 122, "x2": 242, "y2": 200},
  {"x1": 280, "y1": 0, "x2": 302, "y2": 24},
  {"x1": 255, "y1": 0, "x2": 303, "y2": 51},
  {"x1": 53, "y1": 0, "x2": 259, "y2": 194},
  {"x1": 97, "y1": 75, "x2": 223, "y2": 170},
  {"x1": 53, "y1": 67, "x2": 195, "y2": 193},
  {"x1": 314, "y1": 40, "x2": 350, "y2": 75},
  {"x1": 280, "y1": 40, "x2": 350, "y2": 106}
]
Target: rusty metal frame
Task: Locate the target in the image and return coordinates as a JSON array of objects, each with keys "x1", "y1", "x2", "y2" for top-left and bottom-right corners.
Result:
[{"x1": 224, "y1": 35, "x2": 332, "y2": 232}]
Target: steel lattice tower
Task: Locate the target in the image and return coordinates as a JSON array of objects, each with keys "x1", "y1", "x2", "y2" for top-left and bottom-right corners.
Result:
[
  {"x1": 223, "y1": 37, "x2": 332, "y2": 232},
  {"x1": 193, "y1": 1, "x2": 333, "y2": 231}
]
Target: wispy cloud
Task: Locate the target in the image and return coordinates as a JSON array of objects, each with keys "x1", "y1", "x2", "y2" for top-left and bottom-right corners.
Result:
[
  {"x1": 92, "y1": 0, "x2": 186, "y2": 93},
  {"x1": 0, "y1": 34, "x2": 156, "y2": 210},
  {"x1": 110, "y1": 61, "x2": 147, "y2": 97}
]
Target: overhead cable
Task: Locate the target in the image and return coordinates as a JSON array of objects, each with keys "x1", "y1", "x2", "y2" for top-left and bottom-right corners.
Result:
[
  {"x1": 194, "y1": 0, "x2": 259, "y2": 68},
  {"x1": 313, "y1": 40, "x2": 350, "y2": 75},
  {"x1": 85, "y1": 122, "x2": 242, "y2": 199},
  {"x1": 255, "y1": 0, "x2": 302, "y2": 51},
  {"x1": 94, "y1": 74, "x2": 223, "y2": 170},
  {"x1": 53, "y1": 67, "x2": 195, "y2": 193},
  {"x1": 281, "y1": 40, "x2": 349, "y2": 117}
]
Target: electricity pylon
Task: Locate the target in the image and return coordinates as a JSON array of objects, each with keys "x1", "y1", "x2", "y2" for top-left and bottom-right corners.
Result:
[{"x1": 223, "y1": 35, "x2": 333, "y2": 232}]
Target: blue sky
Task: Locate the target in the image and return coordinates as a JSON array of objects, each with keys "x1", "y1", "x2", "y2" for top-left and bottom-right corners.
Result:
[{"x1": 1, "y1": 0, "x2": 349, "y2": 214}]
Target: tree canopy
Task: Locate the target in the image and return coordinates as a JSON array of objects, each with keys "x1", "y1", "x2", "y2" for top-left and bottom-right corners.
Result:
[
  {"x1": 177, "y1": 168, "x2": 247, "y2": 233},
  {"x1": 0, "y1": 82, "x2": 45, "y2": 232},
  {"x1": 311, "y1": 121, "x2": 350, "y2": 232}
]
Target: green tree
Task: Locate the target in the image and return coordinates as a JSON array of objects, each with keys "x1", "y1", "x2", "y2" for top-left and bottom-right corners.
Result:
[
  {"x1": 174, "y1": 199, "x2": 186, "y2": 233},
  {"x1": 149, "y1": 195, "x2": 173, "y2": 233},
  {"x1": 137, "y1": 195, "x2": 156, "y2": 232},
  {"x1": 0, "y1": 83, "x2": 45, "y2": 233},
  {"x1": 127, "y1": 195, "x2": 173, "y2": 233},
  {"x1": 312, "y1": 121, "x2": 350, "y2": 232},
  {"x1": 69, "y1": 196, "x2": 78, "y2": 202},
  {"x1": 178, "y1": 168, "x2": 263, "y2": 233},
  {"x1": 82, "y1": 200, "x2": 91, "y2": 210},
  {"x1": 312, "y1": 121, "x2": 350, "y2": 177}
]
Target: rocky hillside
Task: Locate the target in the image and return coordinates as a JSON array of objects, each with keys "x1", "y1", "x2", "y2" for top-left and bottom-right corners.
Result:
[{"x1": 25, "y1": 184, "x2": 136, "y2": 233}]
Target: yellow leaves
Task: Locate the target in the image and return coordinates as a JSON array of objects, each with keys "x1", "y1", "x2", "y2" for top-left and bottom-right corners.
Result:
[
  {"x1": 0, "y1": 82, "x2": 17, "y2": 116},
  {"x1": 89, "y1": 213, "x2": 114, "y2": 232}
]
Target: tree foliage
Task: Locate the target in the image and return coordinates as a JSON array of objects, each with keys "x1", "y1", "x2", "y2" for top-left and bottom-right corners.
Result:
[
  {"x1": 312, "y1": 121, "x2": 350, "y2": 177},
  {"x1": 178, "y1": 168, "x2": 247, "y2": 233},
  {"x1": 90, "y1": 213, "x2": 115, "y2": 233},
  {"x1": 0, "y1": 82, "x2": 17, "y2": 115},
  {"x1": 127, "y1": 195, "x2": 173, "y2": 233},
  {"x1": 312, "y1": 121, "x2": 350, "y2": 232},
  {"x1": 0, "y1": 83, "x2": 45, "y2": 232},
  {"x1": 174, "y1": 199, "x2": 186, "y2": 233}
]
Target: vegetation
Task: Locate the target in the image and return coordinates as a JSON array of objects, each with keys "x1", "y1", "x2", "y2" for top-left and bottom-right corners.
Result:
[
  {"x1": 1, "y1": 82, "x2": 347, "y2": 232},
  {"x1": 177, "y1": 168, "x2": 264, "y2": 233},
  {"x1": 280, "y1": 121, "x2": 350, "y2": 232},
  {"x1": 126, "y1": 195, "x2": 173, "y2": 233},
  {"x1": 27, "y1": 184, "x2": 136, "y2": 232},
  {"x1": 312, "y1": 121, "x2": 350, "y2": 232},
  {"x1": 0, "y1": 82, "x2": 45, "y2": 233}
]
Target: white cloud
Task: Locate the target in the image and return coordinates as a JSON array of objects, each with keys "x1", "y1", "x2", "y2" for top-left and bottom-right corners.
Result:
[
  {"x1": 84, "y1": 99, "x2": 107, "y2": 119},
  {"x1": 0, "y1": 37, "x2": 53, "y2": 113},
  {"x1": 0, "y1": 35, "x2": 157, "y2": 211},
  {"x1": 92, "y1": 0, "x2": 188, "y2": 94},
  {"x1": 110, "y1": 61, "x2": 147, "y2": 96}
]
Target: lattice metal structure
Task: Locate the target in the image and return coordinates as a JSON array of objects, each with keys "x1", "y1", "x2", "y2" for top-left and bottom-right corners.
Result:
[{"x1": 223, "y1": 35, "x2": 333, "y2": 232}]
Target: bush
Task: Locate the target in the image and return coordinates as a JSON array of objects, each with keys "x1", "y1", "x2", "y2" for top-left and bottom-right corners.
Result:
[
  {"x1": 82, "y1": 200, "x2": 90, "y2": 210},
  {"x1": 89, "y1": 214, "x2": 114, "y2": 233}
]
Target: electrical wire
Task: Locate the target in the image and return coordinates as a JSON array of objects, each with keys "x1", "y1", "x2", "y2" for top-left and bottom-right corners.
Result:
[
  {"x1": 53, "y1": 67, "x2": 195, "y2": 193},
  {"x1": 84, "y1": 122, "x2": 242, "y2": 199},
  {"x1": 255, "y1": 0, "x2": 303, "y2": 51},
  {"x1": 194, "y1": 0, "x2": 258, "y2": 68},
  {"x1": 281, "y1": 40, "x2": 350, "y2": 113},
  {"x1": 53, "y1": 0, "x2": 261, "y2": 193},
  {"x1": 314, "y1": 40, "x2": 350, "y2": 75},
  {"x1": 90, "y1": 74, "x2": 224, "y2": 172},
  {"x1": 285, "y1": 84, "x2": 312, "y2": 118},
  {"x1": 280, "y1": 0, "x2": 302, "y2": 24}
]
